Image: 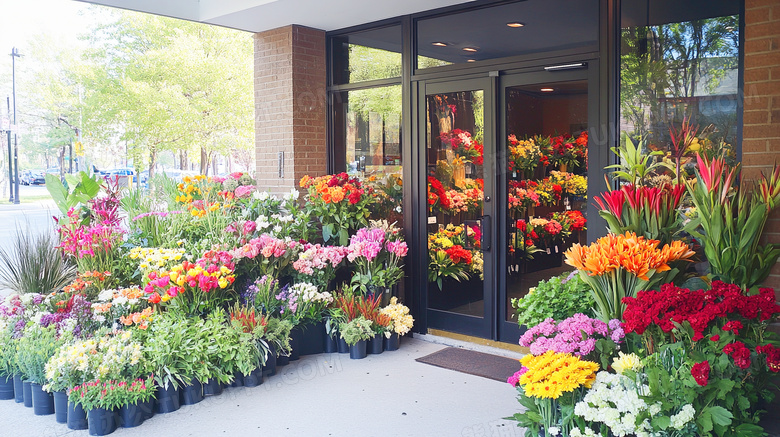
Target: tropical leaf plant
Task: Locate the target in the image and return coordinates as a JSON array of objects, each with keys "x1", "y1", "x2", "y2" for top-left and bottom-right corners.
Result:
[
  {"x1": 45, "y1": 170, "x2": 102, "y2": 216},
  {"x1": 606, "y1": 135, "x2": 666, "y2": 186}
]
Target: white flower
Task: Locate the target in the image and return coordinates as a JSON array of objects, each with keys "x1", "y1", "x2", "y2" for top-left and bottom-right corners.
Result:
[
  {"x1": 273, "y1": 225, "x2": 282, "y2": 234},
  {"x1": 97, "y1": 289, "x2": 115, "y2": 302},
  {"x1": 395, "y1": 205, "x2": 402, "y2": 213},
  {"x1": 254, "y1": 191, "x2": 270, "y2": 201},
  {"x1": 256, "y1": 215, "x2": 271, "y2": 229},
  {"x1": 670, "y1": 404, "x2": 695, "y2": 430},
  {"x1": 279, "y1": 215, "x2": 294, "y2": 223},
  {"x1": 548, "y1": 427, "x2": 560, "y2": 436},
  {"x1": 285, "y1": 189, "x2": 299, "y2": 201},
  {"x1": 113, "y1": 296, "x2": 128, "y2": 306}
]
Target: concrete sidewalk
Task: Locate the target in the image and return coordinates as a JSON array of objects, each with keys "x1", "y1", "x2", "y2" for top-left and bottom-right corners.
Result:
[{"x1": 0, "y1": 337, "x2": 525, "y2": 437}]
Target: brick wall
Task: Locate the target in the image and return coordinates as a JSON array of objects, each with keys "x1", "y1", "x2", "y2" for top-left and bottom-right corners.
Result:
[
  {"x1": 742, "y1": 0, "x2": 780, "y2": 297},
  {"x1": 254, "y1": 25, "x2": 327, "y2": 196}
]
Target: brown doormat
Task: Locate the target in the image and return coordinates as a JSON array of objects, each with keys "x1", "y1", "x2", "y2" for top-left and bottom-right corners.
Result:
[{"x1": 415, "y1": 347, "x2": 522, "y2": 383}]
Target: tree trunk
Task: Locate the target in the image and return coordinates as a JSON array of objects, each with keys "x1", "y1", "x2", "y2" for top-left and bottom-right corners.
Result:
[
  {"x1": 200, "y1": 146, "x2": 209, "y2": 175},
  {"x1": 180, "y1": 150, "x2": 188, "y2": 171},
  {"x1": 148, "y1": 147, "x2": 157, "y2": 180},
  {"x1": 211, "y1": 154, "x2": 218, "y2": 176}
]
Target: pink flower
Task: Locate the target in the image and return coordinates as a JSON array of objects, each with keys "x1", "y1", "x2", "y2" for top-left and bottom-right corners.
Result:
[{"x1": 234, "y1": 185, "x2": 255, "y2": 198}]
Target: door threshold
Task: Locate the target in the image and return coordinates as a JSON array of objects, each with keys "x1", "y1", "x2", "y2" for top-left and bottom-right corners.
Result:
[{"x1": 421, "y1": 329, "x2": 529, "y2": 358}]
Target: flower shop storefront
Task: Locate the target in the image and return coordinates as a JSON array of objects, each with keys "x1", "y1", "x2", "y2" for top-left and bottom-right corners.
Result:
[{"x1": 329, "y1": 0, "x2": 741, "y2": 343}]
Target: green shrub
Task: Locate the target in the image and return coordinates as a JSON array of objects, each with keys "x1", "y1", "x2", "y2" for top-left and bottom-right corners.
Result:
[{"x1": 511, "y1": 271, "x2": 595, "y2": 328}]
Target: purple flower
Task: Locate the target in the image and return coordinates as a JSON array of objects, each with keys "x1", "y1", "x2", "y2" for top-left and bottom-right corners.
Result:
[{"x1": 519, "y1": 314, "x2": 623, "y2": 356}]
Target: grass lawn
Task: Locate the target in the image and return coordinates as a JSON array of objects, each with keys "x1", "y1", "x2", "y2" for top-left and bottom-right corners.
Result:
[{"x1": 0, "y1": 194, "x2": 53, "y2": 205}]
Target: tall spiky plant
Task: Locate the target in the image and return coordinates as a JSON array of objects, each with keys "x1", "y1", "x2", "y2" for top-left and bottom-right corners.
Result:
[{"x1": 0, "y1": 225, "x2": 77, "y2": 295}]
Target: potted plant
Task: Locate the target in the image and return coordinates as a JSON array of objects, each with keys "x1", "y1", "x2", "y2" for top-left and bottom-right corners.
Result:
[
  {"x1": 367, "y1": 312, "x2": 392, "y2": 355},
  {"x1": 379, "y1": 297, "x2": 414, "y2": 351},
  {"x1": 228, "y1": 303, "x2": 269, "y2": 388},
  {"x1": 116, "y1": 377, "x2": 156, "y2": 428},
  {"x1": 0, "y1": 319, "x2": 16, "y2": 400},
  {"x1": 260, "y1": 317, "x2": 292, "y2": 376},
  {"x1": 15, "y1": 323, "x2": 63, "y2": 416},
  {"x1": 144, "y1": 313, "x2": 192, "y2": 413},
  {"x1": 339, "y1": 316, "x2": 374, "y2": 359},
  {"x1": 69, "y1": 380, "x2": 124, "y2": 436}
]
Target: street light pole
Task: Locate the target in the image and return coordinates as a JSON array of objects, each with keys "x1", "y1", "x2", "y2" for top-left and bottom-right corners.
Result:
[
  {"x1": 5, "y1": 97, "x2": 12, "y2": 203},
  {"x1": 11, "y1": 47, "x2": 21, "y2": 205}
]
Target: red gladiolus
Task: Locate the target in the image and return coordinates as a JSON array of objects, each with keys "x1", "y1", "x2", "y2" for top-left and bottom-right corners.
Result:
[{"x1": 691, "y1": 361, "x2": 710, "y2": 386}]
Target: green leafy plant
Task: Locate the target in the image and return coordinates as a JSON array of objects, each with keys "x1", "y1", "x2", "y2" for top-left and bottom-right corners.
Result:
[
  {"x1": 0, "y1": 226, "x2": 77, "y2": 295},
  {"x1": 606, "y1": 135, "x2": 666, "y2": 186},
  {"x1": 109, "y1": 376, "x2": 156, "y2": 406},
  {"x1": 15, "y1": 324, "x2": 63, "y2": 384},
  {"x1": 145, "y1": 312, "x2": 194, "y2": 389},
  {"x1": 45, "y1": 170, "x2": 102, "y2": 216},
  {"x1": 511, "y1": 272, "x2": 595, "y2": 328},
  {"x1": 0, "y1": 322, "x2": 17, "y2": 378},
  {"x1": 339, "y1": 316, "x2": 374, "y2": 346},
  {"x1": 68, "y1": 379, "x2": 130, "y2": 411},
  {"x1": 262, "y1": 317, "x2": 292, "y2": 357},
  {"x1": 684, "y1": 154, "x2": 780, "y2": 290}
]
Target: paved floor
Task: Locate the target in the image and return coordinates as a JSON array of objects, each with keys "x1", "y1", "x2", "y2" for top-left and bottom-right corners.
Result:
[{"x1": 0, "y1": 338, "x2": 525, "y2": 437}]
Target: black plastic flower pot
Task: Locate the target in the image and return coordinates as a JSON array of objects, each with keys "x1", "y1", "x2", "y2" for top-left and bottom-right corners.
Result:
[
  {"x1": 67, "y1": 400, "x2": 89, "y2": 430},
  {"x1": 22, "y1": 380, "x2": 32, "y2": 408},
  {"x1": 384, "y1": 332, "x2": 400, "y2": 351},
  {"x1": 296, "y1": 321, "x2": 325, "y2": 356},
  {"x1": 53, "y1": 391, "x2": 68, "y2": 423},
  {"x1": 349, "y1": 340, "x2": 367, "y2": 360},
  {"x1": 230, "y1": 371, "x2": 244, "y2": 388},
  {"x1": 0, "y1": 375, "x2": 14, "y2": 400},
  {"x1": 203, "y1": 378, "x2": 223, "y2": 396},
  {"x1": 31, "y1": 383, "x2": 55, "y2": 416},
  {"x1": 142, "y1": 398, "x2": 156, "y2": 421},
  {"x1": 88, "y1": 407, "x2": 118, "y2": 436},
  {"x1": 337, "y1": 337, "x2": 349, "y2": 354},
  {"x1": 13, "y1": 375, "x2": 24, "y2": 403},
  {"x1": 262, "y1": 345, "x2": 277, "y2": 377},
  {"x1": 277, "y1": 354, "x2": 290, "y2": 366},
  {"x1": 119, "y1": 400, "x2": 152, "y2": 428},
  {"x1": 243, "y1": 368, "x2": 263, "y2": 388},
  {"x1": 289, "y1": 329, "x2": 301, "y2": 361},
  {"x1": 324, "y1": 334, "x2": 338, "y2": 353},
  {"x1": 367, "y1": 334, "x2": 384, "y2": 355},
  {"x1": 155, "y1": 384, "x2": 181, "y2": 414},
  {"x1": 180, "y1": 381, "x2": 203, "y2": 405}
]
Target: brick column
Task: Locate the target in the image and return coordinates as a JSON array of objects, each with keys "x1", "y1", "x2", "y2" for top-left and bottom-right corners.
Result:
[
  {"x1": 254, "y1": 25, "x2": 327, "y2": 196},
  {"x1": 742, "y1": 0, "x2": 780, "y2": 297}
]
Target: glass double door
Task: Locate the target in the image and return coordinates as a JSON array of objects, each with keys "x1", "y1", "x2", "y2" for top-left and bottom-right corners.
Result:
[{"x1": 422, "y1": 66, "x2": 592, "y2": 342}]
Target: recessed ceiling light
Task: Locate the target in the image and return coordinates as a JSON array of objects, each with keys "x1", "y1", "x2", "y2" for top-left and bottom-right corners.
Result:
[
  {"x1": 507, "y1": 22, "x2": 525, "y2": 28},
  {"x1": 467, "y1": 59, "x2": 476, "y2": 62},
  {"x1": 432, "y1": 42, "x2": 447, "y2": 47},
  {"x1": 540, "y1": 88, "x2": 554, "y2": 92},
  {"x1": 462, "y1": 47, "x2": 478, "y2": 52}
]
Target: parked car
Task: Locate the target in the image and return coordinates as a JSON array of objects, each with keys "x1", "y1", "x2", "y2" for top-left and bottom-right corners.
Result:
[
  {"x1": 104, "y1": 168, "x2": 136, "y2": 183},
  {"x1": 18, "y1": 170, "x2": 32, "y2": 185},
  {"x1": 28, "y1": 170, "x2": 45, "y2": 185}
]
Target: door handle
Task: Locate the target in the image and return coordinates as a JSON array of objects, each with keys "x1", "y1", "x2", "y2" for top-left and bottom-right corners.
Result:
[{"x1": 480, "y1": 215, "x2": 491, "y2": 252}]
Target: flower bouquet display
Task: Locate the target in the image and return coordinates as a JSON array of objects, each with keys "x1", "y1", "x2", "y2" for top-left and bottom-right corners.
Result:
[
  {"x1": 300, "y1": 172, "x2": 373, "y2": 245},
  {"x1": 346, "y1": 224, "x2": 408, "y2": 295},
  {"x1": 292, "y1": 243, "x2": 347, "y2": 291},
  {"x1": 508, "y1": 181, "x2": 541, "y2": 215},
  {"x1": 594, "y1": 183, "x2": 686, "y2": 246},
  {"x1": 440, "y1": 129, "x2": 483, "y2": 165},
  {"x1": 684, "y1": 154, "x2": 780, "y2": 290},
  {"x1": 507, "y1": 351, "x2": 599, "y2": 437},
  {"x1": 427, "y1": 224, "x2": 483, "y2": 289},
  {"x1": 379, "y1": 297, "x2": 414, "y2": 351},
  {"x1": 145, "y1": 250, "x2": 236, "y2": 316},
  {"x1": 427, "y1": 176, "x2": 451, "y2": 213},
  {"x1": 548, "y1": 134, "x2": 582, "y2": 171},
  {"x1": 229, "y1": 234, "x2": 300, "y2": 280},
  {"x1": 563, "y1": 232, "x2": 695, "y2": 321},
  {"x1": 508, "y1": 135, "x2": 542, "y2": 177}
]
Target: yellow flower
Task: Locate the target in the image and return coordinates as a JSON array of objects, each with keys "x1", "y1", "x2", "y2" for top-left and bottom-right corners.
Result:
[
  {"x1": 517, "y1": 351, "x2": 599, "y2": 399},
  {"x1": 218, "y1": 277, "x2": 229, "y2": 289},
  {"x1": 612, "y1": 352, "x2": 643, "y2": 375}
]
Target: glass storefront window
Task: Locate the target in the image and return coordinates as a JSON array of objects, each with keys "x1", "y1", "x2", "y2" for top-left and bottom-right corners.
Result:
[
  {"x1": 620, "y1": 0, "x2": 740, "y2": 166},
  {"x1": 503, "y1": 80, "x2": 589, "y2": 322},
  {"x1": 333, "y1": 85, "x2": 403, "y2": 220},
  {"x1": 331, "y1": 25, "x2": 402, "y2": 84},
  {"x1": 416, "y1": 0, "x2": 598, "y2": 69}
]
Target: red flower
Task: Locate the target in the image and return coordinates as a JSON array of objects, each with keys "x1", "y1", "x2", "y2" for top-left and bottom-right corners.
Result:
[
  {"x1": 724, "y1": 341, "x2": 752, "y2": 370},
  {"x1": 756, "y1": 344, "x2": 780, "y2": 372},
  {"x1": 445, "y1": 245, "x2": 472, "y2": 264},
  {"x1": 691, "y1": 361, "x2": 710, "y2": 386},
  {"x1": 148, "y1": 293, "x2": 161, "y2": 304},
  {"x1": 710, "y1": 335, "x2": 720, "y2": 342},
  {"x1": 723, "y1": 320, "x2": 743, "y2": 335}
]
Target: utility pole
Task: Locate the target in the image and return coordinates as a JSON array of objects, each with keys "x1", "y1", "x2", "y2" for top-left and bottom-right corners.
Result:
[
  {"x1": 5, "y1": 97, "x2": 12, "y2": 203},
  {"x1": 11, "y1": 47, "x2": 21, "y2": 205}
]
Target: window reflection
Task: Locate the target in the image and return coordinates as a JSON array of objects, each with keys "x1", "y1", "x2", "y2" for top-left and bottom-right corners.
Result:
[
  {"x1": 332, "y1": 25, "x2": 402, "y2": 84},
  {"x1": 620, "y1": 1, "x2": 740, "y2": 165}
]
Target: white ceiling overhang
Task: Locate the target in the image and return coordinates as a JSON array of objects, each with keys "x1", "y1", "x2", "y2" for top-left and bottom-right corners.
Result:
[{"x1": 74, "y1": 0, "x2": 476, "y2": 33}]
